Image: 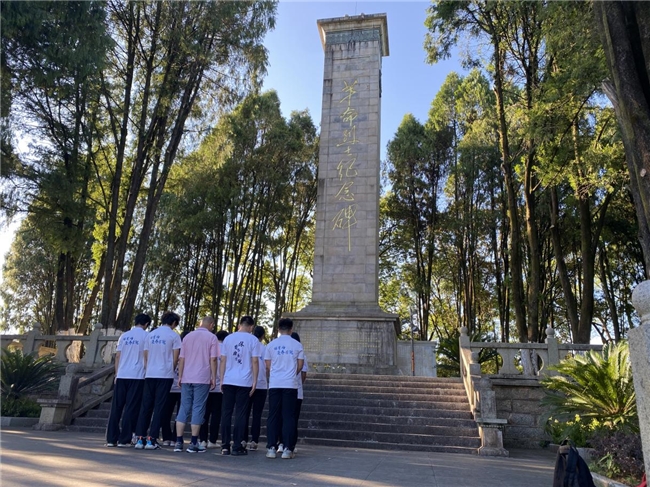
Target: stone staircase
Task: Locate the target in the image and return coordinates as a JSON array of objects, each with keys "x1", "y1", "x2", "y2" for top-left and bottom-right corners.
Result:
[
  {"x1": 299, "y1": 373, "x2": 480, "y2": 454},
  {"x1": 69, "y1": 373, "x2": 480, "y2": 454}
]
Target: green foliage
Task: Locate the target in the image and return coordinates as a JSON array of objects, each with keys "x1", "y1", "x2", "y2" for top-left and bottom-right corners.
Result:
[
  {"x1": 544, "y1": 416, "x2": 600, "y2": 448},
  {"x1": 436, "y1": 331, "x2": 499, "y2": 377},
  {"x1": 541, "y1": 341, "x2": 638, "y2": 432},
  {"x1": 142, "y1": 90, "x2": 318, "y2": 331},
  {"x1": 0, "y1": 349, "x2": 63, "y2": 400},
  {"x1": 0, "y1": 217, "x2": 57, "y2": 333},
  {"x1": 1, "y1": 396, "x2": 41, "y2": 418}
]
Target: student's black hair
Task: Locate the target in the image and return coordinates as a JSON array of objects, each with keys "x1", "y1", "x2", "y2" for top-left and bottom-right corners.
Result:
[
  {"x1": 239, "y1": 315, "x2": 255, "y2": 327},
  {"x1": 161, "y1": 311, "x2": 180, "y2": 327},
  {"x1": 216, "y1": 330, "x2": 229, "y2": 341},
  {"x1": 278, "y1": 317, "x2": 293, "y2": 331},
  {"x1": 134, "y1": 313, "x2": 152, "y2": 327},
  {"x1": 253, "y1": 325, "x2": 266, "y2": 340},
  {"x1": 291, "y1": 331, "x2": 300, "y2": 343}
]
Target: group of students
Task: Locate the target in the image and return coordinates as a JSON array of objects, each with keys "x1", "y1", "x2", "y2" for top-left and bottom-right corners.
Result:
[{"x1": 106, "y1": 312, "x2": 307, "y2": 460}]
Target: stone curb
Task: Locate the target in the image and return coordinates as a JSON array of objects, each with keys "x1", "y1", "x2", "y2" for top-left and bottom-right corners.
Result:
[
  {"x1": 0, "y1": 416, "x2": 40, "y2": 427},
  {"x1": 592, "y1": 472, "x2": 632, "y2": 487}
]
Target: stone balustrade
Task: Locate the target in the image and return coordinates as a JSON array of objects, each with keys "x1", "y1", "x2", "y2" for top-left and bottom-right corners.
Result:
[
  {"x1": 459, "y1": 325, "x2": 604, "y2": 453},
  {"x1": 463, "y1": 326, "x2": 603, "y2": 377},
  {"x1": 1, "y1": 323, "x2": 120, "y2": 366},
  {"x1": 1, "y1": 323, "x2": 120, "y2": 431}
]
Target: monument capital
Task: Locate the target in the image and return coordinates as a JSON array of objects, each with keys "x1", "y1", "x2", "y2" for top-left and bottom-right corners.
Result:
[{"x1": 317, "y1": 13, "x2": 389, "y2": 57}]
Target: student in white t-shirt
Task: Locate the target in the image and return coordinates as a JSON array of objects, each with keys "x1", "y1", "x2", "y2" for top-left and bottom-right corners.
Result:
[
  {"x1": 219, "y1": 316, "x2": 260, "y2": 456},
  {"x1": 106, "y1": 313, "x2": 151, "y2": 447},
  {"x1": 134, "y1": 311, "x2": 182, "y2": 450},
  {"x1": 275, "y1": 331, "x2": 308, "y2": 454},
  {"x1": 264, "y1": 318, "x2": 304, "y2": 460},
  {"x1": 245, "y1": 325, "x2": 268, "y2": 451}
]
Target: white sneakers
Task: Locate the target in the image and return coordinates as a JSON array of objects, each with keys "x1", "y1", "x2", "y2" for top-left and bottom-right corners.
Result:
[
  {"x1": 199, "y1": 441, "x2": 207, "y2": 449},
  {"x1": 249, "y1": 441, "x2": 258, "y2": 451},
  {"x1": 281, "y1": 449, "x2": 294, "y2": 459},
  {"x1": 266, "y1": 446, "x2": 277, "y2": 458},
  {"x1": 277, "y1": 443, "x2": 284, "y2": 453},
  {"x1": 207, "y1": 441, "x2": 219, "y2": 449}
]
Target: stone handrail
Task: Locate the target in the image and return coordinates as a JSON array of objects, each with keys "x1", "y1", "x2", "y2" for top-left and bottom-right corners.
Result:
[
  {"x1": 1, "y1": 323, "x2": 120, "y2": 366},
  {"x1": 458, "y1": 325, "x2": 604, "y2": 457},
  {"x1": 1, "y1": 323, "x2": 121, "y2": 431},
  {"x1": 464, "y1": 326, "x2": 602, "y2": 377},
  {"x1": 459, "y1": 326, "x2": 508, "y2": 456}
]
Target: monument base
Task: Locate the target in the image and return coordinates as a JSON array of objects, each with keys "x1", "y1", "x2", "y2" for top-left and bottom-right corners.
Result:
[{"x1": 285, "y1": 307, "x2": 400, "y2": 375}]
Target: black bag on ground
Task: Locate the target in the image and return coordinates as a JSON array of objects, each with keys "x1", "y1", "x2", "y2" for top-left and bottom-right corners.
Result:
[{"x1": 552, "y1": 440, "x2": 596, "y2": 487}]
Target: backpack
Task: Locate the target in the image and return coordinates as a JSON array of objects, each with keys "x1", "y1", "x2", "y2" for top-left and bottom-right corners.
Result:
[{"x1": 552, "y1": 440, "x2": 596, "y2": 487}]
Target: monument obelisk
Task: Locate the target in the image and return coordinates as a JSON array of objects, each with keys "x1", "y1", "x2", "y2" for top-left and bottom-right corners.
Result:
[{"x1": 286, "y1": 13, "x2": 399, "y2": 374}]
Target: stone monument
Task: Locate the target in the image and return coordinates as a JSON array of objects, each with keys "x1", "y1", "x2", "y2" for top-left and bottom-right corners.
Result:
[
  {"x1": 630, "y1": 281, "x2": 650, "y2": 477},
  {"x1": 286, "y1": 13, "x2": 399, "y2": 374}
]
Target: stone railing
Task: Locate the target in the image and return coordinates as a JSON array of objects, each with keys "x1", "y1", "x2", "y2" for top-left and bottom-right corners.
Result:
[
  {"x1": 464, "y1": 326, "x2": 602, "y2": 377},
  {"x1": 459, "y1": 325, "x2": 603, "y2": 454},
  {"x1": 1, "y1": 323, "x2": 121, "y2": 430},
  {"x1": 1, "y1": 323, "x2": 120, "y2": 366}
]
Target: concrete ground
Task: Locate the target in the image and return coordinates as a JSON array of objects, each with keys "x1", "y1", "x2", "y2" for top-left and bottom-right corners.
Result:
[{"x1": 0, "y1": 428, "x2": 557, "y2": 487}]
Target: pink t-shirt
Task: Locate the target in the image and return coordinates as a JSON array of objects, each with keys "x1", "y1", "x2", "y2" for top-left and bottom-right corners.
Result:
[{"x1": 179, "y1": 327, "x2": 220, "y2": 384}]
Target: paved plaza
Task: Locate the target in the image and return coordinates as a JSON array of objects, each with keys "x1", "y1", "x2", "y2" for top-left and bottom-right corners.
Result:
[{"x1": 0, "y1": 427, "x2": 557, "y2": 487}]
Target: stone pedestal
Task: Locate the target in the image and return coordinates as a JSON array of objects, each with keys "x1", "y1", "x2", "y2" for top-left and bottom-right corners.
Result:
[
  {"x1": 34, "y1": 398, "x2": 72, "y2": 431},
  {"x1": 287, "y1": 312, "x2": 398, "y2": 374},
  {"x1": 286, "y1": 14, "x2": 398, "y2": 373},
  {"x1": 630, "y1": 280, "x2": 650, "y2": 477}
]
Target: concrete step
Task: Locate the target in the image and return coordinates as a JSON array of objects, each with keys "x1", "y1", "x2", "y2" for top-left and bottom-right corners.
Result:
[
  {"x1": 298, "y1": 411, "x2": 476, "y2": 428},
  {"x1": 303, "y1": 390, "x2": 469, "y2": 403},
  {"x1": 296, "y1": 436, "x2": 478, "y2": 455},
  {"x1": 304, "y1": 384, "x2": 465, "y2": 396},
  {"x1": 301, "y1": 428, "x2": 480, "y2": 448},
  {"x1": 304, "y1": 383, "x2": 466, "y2": 395},
  {"x1": 308, "y1": 373, "x2": 463, "y2": 385},
  {"x1": 71, "y1": 417, "x2": 109, "y2": 428},
  {"x1": 300, "y1": 403, "x2": 473, "y2": 420},
  {"x1": 299, "y1": 396, "x2": 471, "y2": 412},
  {"x1": 302, "y1": 419, "x2": 478, "y2": 438}
]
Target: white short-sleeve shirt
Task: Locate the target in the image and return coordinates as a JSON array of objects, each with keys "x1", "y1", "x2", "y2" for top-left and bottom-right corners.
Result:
[
  {"x1": 116, "y1": 327, "x2": 148, "y2": 379},
  {"x1": 265, "y1": 334, "x2": 304, "y2": 389},
  {"x1": 144, "y1": 325, "x2": 182, "y2": 379},
  {"x1": 222, "y1": 331, "x2": 260, "y2": 387}
]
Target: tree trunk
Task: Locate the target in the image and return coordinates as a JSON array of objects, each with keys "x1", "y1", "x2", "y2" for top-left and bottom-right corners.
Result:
[
  {"x1": 493, "y1": 42, "x2": 527, "y2": 343},
  {"x1": 550, "y1": 187, "x2": 580, "y2": 332},
  {"x1": 595, "y1": 1, "x2": 650, "y2": 273}
]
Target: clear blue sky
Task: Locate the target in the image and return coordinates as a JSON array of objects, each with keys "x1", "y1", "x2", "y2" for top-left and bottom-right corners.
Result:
[{"x1": 261, "y1": 1, "x2": 464, "y2": 159}]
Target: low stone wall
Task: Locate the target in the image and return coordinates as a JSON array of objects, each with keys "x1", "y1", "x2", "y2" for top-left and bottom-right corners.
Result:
[
  {"x1": 491, "y1": 377, "x2": 546, "y2": 449},
  {"x1": 396, "y1": 341, "x2": 437, "y2": 377}
]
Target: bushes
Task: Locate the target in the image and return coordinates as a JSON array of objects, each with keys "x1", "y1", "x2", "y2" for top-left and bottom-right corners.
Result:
[
  {"x1": 590, "y1": 429, "x2": 645, "y2": 486},
  {"x1": 540, "y1": 341, "x2": 643, "y2": 484},
  {"x1": 0, "y1": 348, "x2": 63, "y2": 417},
  {"x1": 1, "y1": 396, "x2": 41, "y2": 418},
  {"x1": 541, "y1": 341, "x2": 637, "y2": 431}
]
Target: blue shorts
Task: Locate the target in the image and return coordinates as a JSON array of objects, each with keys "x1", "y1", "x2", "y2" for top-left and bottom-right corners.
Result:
[{"x1": 176, "y1": 383, "x2": 210, "y2": 425}]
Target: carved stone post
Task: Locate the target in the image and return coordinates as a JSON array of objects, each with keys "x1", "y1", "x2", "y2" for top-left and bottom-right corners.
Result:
[
  {"x1": 630, "y1": 280, "x2": 650, "y2": 476},
  {"x1": 23, "y1": 323, "x2": 42, "y2": 354},
  {"x1": 84, "y1": 323, "x2": 104, "y2": 366},
  {"x1": 34, "y1": 363, "x2": 80, "y2": 431},
  {"x1": 544, "y1": 326, "x2": 559, "y2": 375}
]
